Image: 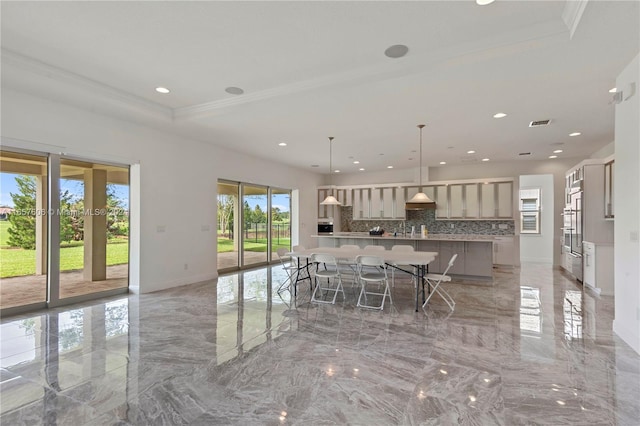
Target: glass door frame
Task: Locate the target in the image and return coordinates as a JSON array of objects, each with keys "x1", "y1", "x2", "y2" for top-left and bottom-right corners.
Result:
[{"x1": 1, "y1": 148, "x2": 130, "y2": 317}]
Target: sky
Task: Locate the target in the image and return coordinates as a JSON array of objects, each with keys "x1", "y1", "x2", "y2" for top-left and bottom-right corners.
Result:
[
  {"x1": 1, "y1": 173, "x2": 129, "y2": 208},
  {"x1": 2, "y1": 172, "x2": 290, "y2": 213}
]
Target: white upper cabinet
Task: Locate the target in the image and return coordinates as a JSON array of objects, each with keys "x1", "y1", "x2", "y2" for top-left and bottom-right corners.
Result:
[
  {"x1": 352, "y1": 188, "x2": 370, "y2": 219},
  {"x1": 434, "y1": 185, "x2": 448, "y2": 219},
  {"x1": 370, "y1": 187, "x2": 383, "y2": 218},
  {"x1": 382, "y1": 187, "x2": 394, "y2": 218},
  {"x1": 480, "y1": 183, "x2": 496, "y2": 218},
  {"x1": 449, "y1": 184, "x2": 464, "y2": 219},
  {"x1": 319, "y1": 179, "x2": 513, "y2": 220},
  {"x1": 394, "y1": 187, "x2": 407, "y2": 219},
  {"x1": 480, "y1": 181, "x2": 513, "y2": 219},
  {"x1": 497, "y1": 182, "x2": 513, "y2": 218},
  {"x1": 464, "y1": 183, "x2": 480, "y2": 218}
]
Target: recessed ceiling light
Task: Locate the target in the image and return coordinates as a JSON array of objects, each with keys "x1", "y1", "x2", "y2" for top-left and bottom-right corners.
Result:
[
  {"x1": 476, "y1": 0, "x2": 495, "y2": 5},
  {"x1": 387, "y1": 165, "x2": 393, "y2": 169},
  {"x1": 609, "y1": 87, "x2": 617, "y2": 93},
  {"x1": 439, "y1": 161, "x2": 446, "y2": 165},
  {"x1": 553, "y1": 149, "x2": 563, "y2": 153},
  {"x1": 353, "y1": 160, "x2": 360, "y2": 164},
  {"x1": 155, "y1": 87, "x2": 170, "y2": 94},
  {"x1": 549, "y1": 155, "x2": 558, "y2": 159},
  {"x1": 225, "y1": 86, "x2": 244, "y2": 95},
  {"x1": 493, "y1": 112, "x2": 507, "y2": 118},
  {"x1": 569, "y1": 132, "x2": 581, "y2": 137},
  {"x1": 359, "y1": 168, "x2": 365, "y2": 171},
  {"x1": 482, "y1": 158, "x2": 490, "y2": 162},
  {"x1": 467, "y1": 150, "x2": 476, "y2": 154},
  {"x1": 334, "y1": 170, "x2": 340, "y2": 173},
  {"x1": 384, "y1": 44, "x2": 409, "y2": 59},
  {"x1": 278, "y1": 142, "x2": 287, "y2": 147}
]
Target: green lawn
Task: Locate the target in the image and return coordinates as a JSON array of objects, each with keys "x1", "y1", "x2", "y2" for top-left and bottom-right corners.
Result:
[
  {"x1": 217, "y1": 237, "x2": 290, "y2": 253},
  {"x1": 0, "y1": 240, "x2": 129, "y2": 278},
  {"x1": 0, "y1": 221, "x2": 11, "y2": 247}
]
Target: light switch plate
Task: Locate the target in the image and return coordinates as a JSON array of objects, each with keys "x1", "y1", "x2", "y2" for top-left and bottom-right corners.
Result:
[
  {"x1": 631, "y1": 231, "x2": 639, "y2": 242},
  {"x1": 498, "y1": 224, "x2": 508, "y2": 230}
]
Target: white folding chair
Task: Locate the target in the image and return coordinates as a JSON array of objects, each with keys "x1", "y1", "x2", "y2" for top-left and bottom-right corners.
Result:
[
  {"x1": 337, "y1": 245, "x2": 360, "y2": 285},
  {"x1": 276, "y1": 247, "x2": 299, "y2": 295},
  {"x1": 292, "y1": 244, "x2": 312, "y2": 289},
  {"x1": 390, "y1": 245, "x2": 416, "y2": 288},
  {"x1": 355, "y1": 255, "x2": 392, "y2": 310},
  {"x1": 310, "y1": 253, "x2": 345, "y2": 304},
  {"x1": 422, "y1": 254, "x2": 457, "y2": 311}
]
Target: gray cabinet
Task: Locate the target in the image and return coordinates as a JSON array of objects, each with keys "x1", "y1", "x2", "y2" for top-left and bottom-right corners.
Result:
[
  {"x1": 438, "y1": 242, "x2": 465, "y2": 275},
  {"x1": 465, "y1": 241, "x2": 494, "y2": 276},
  {"x1": 493, "y1": 236, "x2": 515, "y2": 266}
]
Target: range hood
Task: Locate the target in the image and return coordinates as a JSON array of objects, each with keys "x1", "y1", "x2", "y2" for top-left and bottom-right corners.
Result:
[{"x1": 405, "y1": 192, "x2": 436, "y2": 210}]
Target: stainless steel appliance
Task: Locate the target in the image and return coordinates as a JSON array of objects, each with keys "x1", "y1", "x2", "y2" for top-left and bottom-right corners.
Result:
[
  {"x1": 317, "y1": 219, "x2": 333, "y2": 234},
  {"x1": 568, "y1": 180, "x2": 583, "y2": 282}
]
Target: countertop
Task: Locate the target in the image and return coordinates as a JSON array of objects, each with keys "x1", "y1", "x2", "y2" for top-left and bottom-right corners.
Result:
[{"x1": 312, "y1": 232, "x2": 511, "y2": 243}]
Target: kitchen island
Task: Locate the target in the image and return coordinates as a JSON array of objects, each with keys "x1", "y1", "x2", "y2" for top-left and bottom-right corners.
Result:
[{"x1": 313, "y1": 232, "x2": 500, "y2": 278}]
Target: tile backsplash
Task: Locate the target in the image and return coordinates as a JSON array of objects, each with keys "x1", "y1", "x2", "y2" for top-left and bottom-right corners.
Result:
[{"x1": 340, "y1": 206, "x2": 515, "y2": 235}]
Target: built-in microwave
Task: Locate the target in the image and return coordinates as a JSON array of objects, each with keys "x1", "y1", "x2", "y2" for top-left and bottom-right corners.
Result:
[{"x1": 317, "y1": 222, "x2": 333, "y2": 234}]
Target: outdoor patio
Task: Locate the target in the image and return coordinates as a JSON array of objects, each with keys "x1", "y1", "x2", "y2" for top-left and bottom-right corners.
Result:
[{"x1": 0, "y1": 264, "x2": 128, "y2": 309}]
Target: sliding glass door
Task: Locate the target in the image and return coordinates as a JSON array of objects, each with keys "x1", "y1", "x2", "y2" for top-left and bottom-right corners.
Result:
[
  {"x1": 270, "y1": 188, "x2": 291, "y2": 262},
  {"x1": 58, "y1": 158, "x2": 129, "y2": 300},
  {"x1": 217, "y1": 181, "x2": 240, "y2": 271},
  {"x1": 0, "y1": 150, "x2": 49, "y2": 310},
  {"x1": 217, "y1": 180, "x2": 291, "y2": 272},
  {"x1": 0, "y1": 148, "x2": 130, "y2": 315},
  {"x1": 242, "y1": 184, "x2": 268, "y2": 267}
]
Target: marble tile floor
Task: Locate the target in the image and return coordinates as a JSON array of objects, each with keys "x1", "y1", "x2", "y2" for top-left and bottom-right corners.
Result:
[{"x1": 1, "y1": 263, "x2": 639, "y2": 425}]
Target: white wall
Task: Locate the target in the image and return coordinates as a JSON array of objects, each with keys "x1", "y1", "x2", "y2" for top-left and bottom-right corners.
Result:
[
  {"x1": 519, "y1": 174, "x2": 554, "y2": 264},
  {"x1": 590, "y1": 141, "x2": 615, "y2": 159},
  {"x1": 613, "y1": 53, "x2": 640, "y2": 355},
  {"x1": 1, "y1": 88, "x2": 323, "y2": 294}
]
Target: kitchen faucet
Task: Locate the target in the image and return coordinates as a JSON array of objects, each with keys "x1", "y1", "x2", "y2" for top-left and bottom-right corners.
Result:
[{"x1": 400, "y1": 220, "x2": 406, "y2": 236}]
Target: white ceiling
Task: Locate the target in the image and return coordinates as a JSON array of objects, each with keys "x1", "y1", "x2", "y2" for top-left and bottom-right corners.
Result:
[{"x1": 1, "y1": 1, "x2": 638, "y2": 175}]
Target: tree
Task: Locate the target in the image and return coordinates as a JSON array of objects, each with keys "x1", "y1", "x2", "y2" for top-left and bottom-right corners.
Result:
[
  {"x1": 106, "y1": 184, "x2": 128, "y2": 239},
  {"x1": 217, "y1": 195, "x2": 234, "y2": 238},
  {"x1": 7, "y1": 176, "x2": 37, "y2": 249},
  {"x1": 271, "y1": 206, "x2": 282, "y2": 222},
  {"x1": 253, "y1": 204, "x2": 266, "y2": 223}
]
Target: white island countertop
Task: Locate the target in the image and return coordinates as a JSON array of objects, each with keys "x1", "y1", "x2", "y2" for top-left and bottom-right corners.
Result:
[{"x1": 313, "y1": 232, "x2": 507, "y2": 243}]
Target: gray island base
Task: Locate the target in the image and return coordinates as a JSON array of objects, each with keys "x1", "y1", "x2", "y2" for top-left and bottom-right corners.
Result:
[{"x1": 313, "y1": 232, "x2": 496, "y2": 279}]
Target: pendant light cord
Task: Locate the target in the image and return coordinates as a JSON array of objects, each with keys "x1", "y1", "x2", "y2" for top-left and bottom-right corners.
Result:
[
  {"x1": 418, "y1": 124, "x2": 425, "y2": 187},
  {"x1": 329, "y1": 136, "x2": 334, "y2": 196}
]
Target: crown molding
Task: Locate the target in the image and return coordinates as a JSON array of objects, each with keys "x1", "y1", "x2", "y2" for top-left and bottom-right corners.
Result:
[
  {"x1": 1, "y1": 49, "x2": 173, "y2": 120},
  {"x1": 562, "y1": 0, "x2": 589, "y2": 39}
]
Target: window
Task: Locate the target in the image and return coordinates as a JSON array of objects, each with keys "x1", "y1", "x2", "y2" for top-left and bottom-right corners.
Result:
[{"x1": 519, "y1": 188, "x2": 540, "y2": 234}]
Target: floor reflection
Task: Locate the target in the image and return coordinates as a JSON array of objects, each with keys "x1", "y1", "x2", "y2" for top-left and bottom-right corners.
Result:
[{"x1": 1, "y1": 264, "x2": 639, "y2": 425}]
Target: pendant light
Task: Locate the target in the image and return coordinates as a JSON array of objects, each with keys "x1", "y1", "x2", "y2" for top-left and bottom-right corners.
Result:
[
  {"x1": 406, "y1": 124, "x2": 436, "y2": 210},
  {"x1": 320, "y1": 136, "x2": 341, "y2": 205}
]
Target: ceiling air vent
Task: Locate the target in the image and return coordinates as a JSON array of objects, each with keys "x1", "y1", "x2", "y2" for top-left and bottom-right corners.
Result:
[
  {"x1": 519, "y1": 152, "x2": 531, "y2": 156},
  {"x1": 529, "y1": 119, "x2": 551, "y2": 127}
]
